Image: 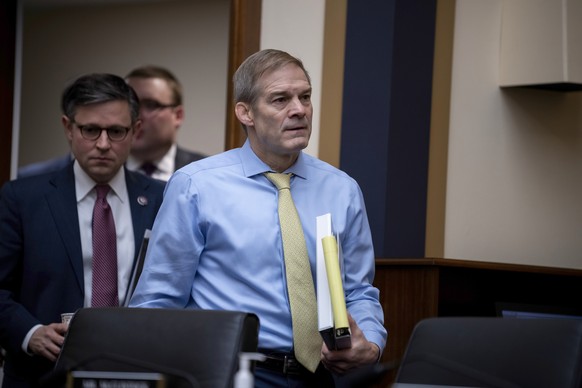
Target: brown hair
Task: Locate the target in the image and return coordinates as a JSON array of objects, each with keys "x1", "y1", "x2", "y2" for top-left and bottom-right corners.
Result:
[
  {"x1": 233, "y1": 49, "x2": 311, "y2": 107},
  {"x1": 126, "y1": 65, "x2": 183, "y2": 105}
]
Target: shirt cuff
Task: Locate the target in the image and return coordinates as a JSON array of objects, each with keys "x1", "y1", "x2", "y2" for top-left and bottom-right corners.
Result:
[{"x1": 22, "y1": 324, "x2": 43, "y2": 355}]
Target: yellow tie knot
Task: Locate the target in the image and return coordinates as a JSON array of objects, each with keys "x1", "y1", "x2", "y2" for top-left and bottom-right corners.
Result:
[{"x1": 265, "y1": 172, "x2": 291, "y2": 191}]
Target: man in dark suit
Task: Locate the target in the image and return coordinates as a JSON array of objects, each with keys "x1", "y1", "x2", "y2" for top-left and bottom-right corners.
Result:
[
  {"x1": 125, "y1": 65, "x2": 206, "y2": 181},
  {"x1": 0, "y1": 73, "x2": 165, "y2": 387}
]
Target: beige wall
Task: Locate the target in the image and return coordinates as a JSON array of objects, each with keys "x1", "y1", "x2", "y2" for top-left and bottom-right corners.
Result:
[
  {"x1": 443, "y1": 0, "x2": 582, "y2": 269},
  {"x1": 260, "y1": 0, "x2": 326, "y2": 158},
  {"x1": 17, "y1": 0, "x2": 229, "y2": 168}
]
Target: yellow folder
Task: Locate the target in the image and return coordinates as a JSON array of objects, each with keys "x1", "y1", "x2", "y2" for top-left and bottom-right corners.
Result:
[
  {"x1": 316, "y1": 213, "x2": 351, "y2": 350},
  {"x1": 322, "y1": 235, "x2": 349, "y2": 330}
]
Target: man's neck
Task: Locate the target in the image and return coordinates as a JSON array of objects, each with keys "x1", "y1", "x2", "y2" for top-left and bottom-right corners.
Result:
[{"x1": 250, "y1": 146, "x2": 299, "y2": 173}]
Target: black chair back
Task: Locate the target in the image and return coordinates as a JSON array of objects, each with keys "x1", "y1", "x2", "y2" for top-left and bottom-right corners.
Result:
[
  {"x1": 52, "y1": 307, "x2": 259, "y2": 388},
  {"x1": 396, "y1": 317, "x2": 582, "y2": 388}
]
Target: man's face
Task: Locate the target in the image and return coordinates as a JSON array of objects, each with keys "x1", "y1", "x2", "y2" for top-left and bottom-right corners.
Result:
[
  {"x1": 64, "y1": 100, "x2": 136, "y2": 184},
  {"x1": 126, "y1": 77, "x2": 183, "y2": 157},
  {"x1": 237, "y1": 64, "x2": 312, "y2": 168}
]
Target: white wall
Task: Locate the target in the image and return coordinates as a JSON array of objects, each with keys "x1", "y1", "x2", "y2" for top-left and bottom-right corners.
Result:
[
  {"x1": 18, "y1": 0, "x2": 229, "y2": 168},
  {"x1": 260, "y1": 0, "x2": 326, "y2": 157},
  {"x1": 444, "y1": 0, "x2": 582, "y2": 269}
]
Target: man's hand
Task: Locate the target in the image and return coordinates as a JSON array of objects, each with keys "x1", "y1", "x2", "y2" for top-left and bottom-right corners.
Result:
[
  {"x1": 321, "y1": 314, "x2": 380, "y2": 375},
  {"x1": 28, "y1": 323, "x2": 68, "y2": 362}
]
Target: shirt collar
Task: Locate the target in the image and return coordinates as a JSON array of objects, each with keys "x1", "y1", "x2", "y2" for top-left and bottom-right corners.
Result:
[
  {"x1": 155, "y1": 143, "x2": 176, "y2": 175},
  {"x1": 240, "y1": 140, "x2": 308, "y2": 180},
  {"x1": 74, "y1": 161, "x2": 128, "y2": 203}
]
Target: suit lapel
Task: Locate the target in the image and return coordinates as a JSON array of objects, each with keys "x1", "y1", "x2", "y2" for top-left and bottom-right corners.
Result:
[
  {"x1": 42, "y1": 167, "x2": 160, "y2": 299},
  {"x1": 45, "y1": 165, "x2": 84, "y2": 293},
  {"x1": 125, "y1": 170, "x2": 156, "y2": 260}
]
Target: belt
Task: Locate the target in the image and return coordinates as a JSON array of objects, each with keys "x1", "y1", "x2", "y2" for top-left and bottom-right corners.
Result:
[{"x1": 255, "y1": 351, "x2": 314, "y2": 376}]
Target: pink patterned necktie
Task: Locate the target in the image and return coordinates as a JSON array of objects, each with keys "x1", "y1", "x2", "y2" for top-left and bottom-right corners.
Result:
[{"x1": 91, "y1": 184, "x2": 119, "y2": 307}]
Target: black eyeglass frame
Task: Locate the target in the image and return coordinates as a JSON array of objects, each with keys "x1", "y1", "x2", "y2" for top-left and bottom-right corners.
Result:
[
  {"x1": 72, "y1": 121, "x2": 131, "y2": 142},
  {"x1": 139, "y1": 98, "x2": 180, "y2": 112}
]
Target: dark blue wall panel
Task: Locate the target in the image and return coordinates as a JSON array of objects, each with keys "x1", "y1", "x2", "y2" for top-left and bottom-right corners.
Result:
[{"x1": 341, "y1": 0, "x2": 436, "y2": 257}]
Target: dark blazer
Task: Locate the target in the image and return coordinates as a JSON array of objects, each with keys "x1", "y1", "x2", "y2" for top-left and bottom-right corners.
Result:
[
  {"x1": 0, "y1": 163, "x2": 165, "y2": 386},
  {"x1": 17, "y1": 154, "x2": 72, "y2": 179},
  {"x1": 17, "y1": 145, "x2": 206, "y2": 180},
  {"x1": 173, "y1": 146, "x2": 206, "y2": 170}
]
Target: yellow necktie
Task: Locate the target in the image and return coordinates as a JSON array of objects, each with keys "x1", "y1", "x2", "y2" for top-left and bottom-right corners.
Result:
[{"x1": 265, "y1": 172, "x2": 322, "y2": 373}]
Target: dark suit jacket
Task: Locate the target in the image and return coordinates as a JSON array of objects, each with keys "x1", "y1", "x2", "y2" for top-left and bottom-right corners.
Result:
[
  {"x1": 17, "y1": 146, "x2": 207, "y2": 180},
  {"x1": 0, "y1": 164, "x2": 165, "y2": 386},
  {"x1": 172, "y1": 146, "x2": 206, "y2": 170},
  {"x1": 17, "y1": 154, "x2": 72, "y2": 179}
]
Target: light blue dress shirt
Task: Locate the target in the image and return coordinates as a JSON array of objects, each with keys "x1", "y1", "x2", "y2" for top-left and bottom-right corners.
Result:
[{"x1": 130, "y1": 140, "x2": 387, "y2": 353}]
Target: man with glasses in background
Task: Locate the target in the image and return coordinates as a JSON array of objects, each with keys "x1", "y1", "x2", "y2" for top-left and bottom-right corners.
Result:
[
  {"x1": 125, "y1": 65, "x2": 206, "y2": 181},
  {"x1": 18, "y1": 66, "x2": 206, "y2": 181},
  {"x1": 0, "y1": 73, "x2": 165, "y2": 387}
]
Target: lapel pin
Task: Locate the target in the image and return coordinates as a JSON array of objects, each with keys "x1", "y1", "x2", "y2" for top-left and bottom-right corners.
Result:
[{"x1": 137, "y1": 196, "x2": 148, "y2": 206}]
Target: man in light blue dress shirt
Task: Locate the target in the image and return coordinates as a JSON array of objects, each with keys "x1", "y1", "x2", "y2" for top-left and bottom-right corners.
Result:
[{"x1": 130, "y1": 49, "x2": 386, "y2": 387}]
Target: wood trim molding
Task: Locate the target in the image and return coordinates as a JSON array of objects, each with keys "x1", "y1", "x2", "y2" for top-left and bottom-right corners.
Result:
[
  {"x1": 425, "y1": 0, "x2": 455, "y2": 258},
  {"x1": 224, "y1": 0, "x2": 262, "y2": 151},
  {"x1": 375, "y1": 257, "x2": 582, "y2": 277},
  {"x1": 318, "y1": 0, "x2": 346, "y2": 168}
]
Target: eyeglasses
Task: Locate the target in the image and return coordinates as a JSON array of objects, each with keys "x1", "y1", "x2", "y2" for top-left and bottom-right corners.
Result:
[
  {"x1": 73, "y1": 122, "x2": 131, "y2": 142},
  {"x1": 139, "y1": 98, "x2": 179, "y2": 112}
]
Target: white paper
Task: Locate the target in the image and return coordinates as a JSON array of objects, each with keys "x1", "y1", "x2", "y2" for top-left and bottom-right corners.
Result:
[{"x1": 316, "y1": 213, "x2": 334, "y2": 331}]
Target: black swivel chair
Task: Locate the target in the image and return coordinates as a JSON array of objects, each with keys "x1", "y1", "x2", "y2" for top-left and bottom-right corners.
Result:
[
  {"x1": 395, "y1": 317, "x2": 582, "y2": 388},
  {"x1": 50, "y1": 307, "x2": 259, "y2": 388}
]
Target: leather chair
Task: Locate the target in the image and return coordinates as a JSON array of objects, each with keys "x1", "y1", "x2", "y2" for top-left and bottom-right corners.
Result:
[
  {"x1": 395, "y1": 317, "x2": 582, "y2": 388},
  {"x1": 50, "y1": 307, "x2": 259, "y2": 388}
]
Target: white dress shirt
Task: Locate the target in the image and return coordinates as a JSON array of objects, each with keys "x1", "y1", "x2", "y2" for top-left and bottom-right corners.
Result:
[{"x1": 126, "y1": 143, "x2": 177, "y2": 182}]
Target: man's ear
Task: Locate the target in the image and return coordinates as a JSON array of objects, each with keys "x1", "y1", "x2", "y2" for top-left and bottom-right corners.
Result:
[
  {"x1": 235, "y1": 102, "x2": 253, "y2": 127},
  {"x1": 173, "y1": 105, "x2": 185, "y2": 127},
  {"x1": 62, "y1": 115, "x2": 74, "y2": 142},
  {"x1": 132, "y1": 119, "x2": 143, "y2": 141}
]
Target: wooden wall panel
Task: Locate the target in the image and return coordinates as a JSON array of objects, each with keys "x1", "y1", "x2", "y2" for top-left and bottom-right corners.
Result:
[
  {"x1": 374, "y1": 259, "x2": 439, "y2": 383},
  {"x1": 224, "y1": 0, "x2": 261, "y2": 150}
]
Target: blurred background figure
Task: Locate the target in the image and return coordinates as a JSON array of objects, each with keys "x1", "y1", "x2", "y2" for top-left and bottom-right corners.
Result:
[{"x1": 125, "y1": 65, "x2": 206, "y2": 181}]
